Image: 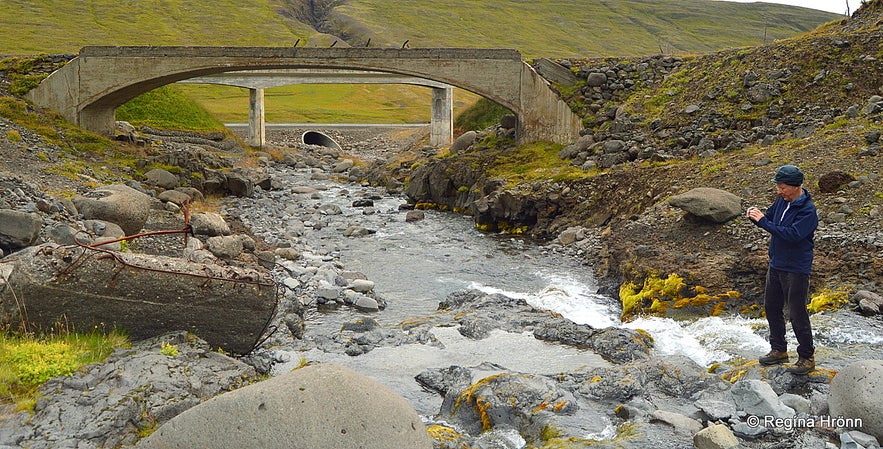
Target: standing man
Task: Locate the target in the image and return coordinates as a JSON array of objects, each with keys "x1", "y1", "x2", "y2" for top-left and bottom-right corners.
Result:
[{"x1": 746, "y1": 164, "x2": 819, "y2": 375}]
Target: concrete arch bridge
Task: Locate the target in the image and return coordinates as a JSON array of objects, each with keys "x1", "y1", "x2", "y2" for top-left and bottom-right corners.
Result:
[{"x1": 26, "y1": 46, "x2": 582, "y2": 147}]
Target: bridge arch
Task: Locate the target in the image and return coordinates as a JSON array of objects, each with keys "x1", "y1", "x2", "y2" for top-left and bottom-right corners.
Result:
[
  {"x1": 27, "y1": 46, "x2": 581, "y2": 145},
  {"x1": 177, "y1": 68, "x2": 459, "y2": 147}
]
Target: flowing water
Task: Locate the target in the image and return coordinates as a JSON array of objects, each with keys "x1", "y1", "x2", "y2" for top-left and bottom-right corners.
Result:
[{"x1": 260, "y1": 163, "x2": 883, "y2": 418}]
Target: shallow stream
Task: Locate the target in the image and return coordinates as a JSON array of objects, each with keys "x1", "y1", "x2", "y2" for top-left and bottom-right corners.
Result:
[{"x1": 244, "y1": 160, "x2": 883, "y2": 419}]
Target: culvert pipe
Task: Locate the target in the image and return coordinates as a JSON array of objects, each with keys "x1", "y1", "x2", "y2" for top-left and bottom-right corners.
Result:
[{"x1": 301, "y1": 131, "x2": 342, "y2": 151}]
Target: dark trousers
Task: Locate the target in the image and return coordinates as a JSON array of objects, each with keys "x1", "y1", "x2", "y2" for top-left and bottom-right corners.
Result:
[{"x1": 764, "y1": 267, "x2": 815, "y2": 359}]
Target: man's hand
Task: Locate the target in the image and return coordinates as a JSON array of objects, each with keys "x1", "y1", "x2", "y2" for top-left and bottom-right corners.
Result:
[{"x1": 746, "y1": 206, "x2": 764, "y2": 222}]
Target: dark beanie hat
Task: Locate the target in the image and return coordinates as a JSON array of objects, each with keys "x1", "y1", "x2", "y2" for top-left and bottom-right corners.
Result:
[{"x1": 772, "y1": 165, "x2": 804, "y2": 186}]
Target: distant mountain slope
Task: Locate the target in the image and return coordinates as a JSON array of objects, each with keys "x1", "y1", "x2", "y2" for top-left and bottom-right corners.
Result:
[
  {"x1": 0, "y1": 0, "x2": 319, "y2": 54},
  {"x1": 1, "y1": 0, "x2": 839, "y2": 57},
  {"x1": 332, "y1": 0, "x2": 841, "y2": 57}
]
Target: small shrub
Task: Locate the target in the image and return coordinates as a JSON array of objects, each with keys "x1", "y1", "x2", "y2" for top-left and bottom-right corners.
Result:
[
  {"x1": 5, "y1": 129, "x2": 22, "y2": 143},
  {"x1": 160, "y1": 341, "x2": 179, "y2": 357}
]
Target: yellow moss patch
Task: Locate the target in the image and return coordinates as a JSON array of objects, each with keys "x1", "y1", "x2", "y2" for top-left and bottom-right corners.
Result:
[
  {"x1": 540, "y1": 424, "x2": 563, "y2": 441},
  {"x1": 634, "y1": 328, "x2": 654, "y2": 344},
  {"x1": 539, "y1": 422, "x2": 639, "y2": 448},
  {"x1": 722, "y1": 368, "x2": 749, "y2": 383},
  {"x1": 455, "y1": 373, "x2": 506, "y2": 431},
  {"x1": 398, "y1": 316, "x2": 433, "y2": 330},
  {"x1": 808, "y1": 289, "x2": 849, "y2": 313},
  {"x1": 476, "y1": 397, "x2": 493, "y2": 431},
  {"x1": 497, "y1": 220, "x2": 529, "y2": 235},
  {"x1": 426, "y1": 424, "x2": 462, "y2": 442},
  {"x1": 619, "y1": 272, "x2": 741, "y2": 321},
  {"x1": 474, "y1": 222, "x2": 495, "y2": 232},
  {"x1": 415, "y1": 202, "x2": 449, "y2": 211}
]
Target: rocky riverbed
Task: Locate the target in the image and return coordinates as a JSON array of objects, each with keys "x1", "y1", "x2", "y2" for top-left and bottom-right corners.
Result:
[{"x1": 3, "y1": 125, "x2": 883, "y2": 448}]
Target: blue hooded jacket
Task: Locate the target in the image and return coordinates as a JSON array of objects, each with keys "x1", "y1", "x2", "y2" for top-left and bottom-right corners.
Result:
[{"x1": 752, "y1": 188, "x2": 818, "y2": 275}]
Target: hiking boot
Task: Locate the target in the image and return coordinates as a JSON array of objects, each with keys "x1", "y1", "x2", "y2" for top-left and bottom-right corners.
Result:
[
  {"x1": 787, "y1": 357, "x2": 815, "y2": 375},
  {"x1": 758, "y1": 350, "x2": 789, "y2": 366}
]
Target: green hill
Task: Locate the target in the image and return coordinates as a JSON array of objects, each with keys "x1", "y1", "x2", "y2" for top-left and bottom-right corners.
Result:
[
  {"x1": 0, "y1": 0, "x2": 840, "y2": 126},
  {"x1": 1, "y1": 0, "x2": 838, "y2": 57},
  {"x1": 333, "y1": 0, "x2": 840, "y2": 57}
]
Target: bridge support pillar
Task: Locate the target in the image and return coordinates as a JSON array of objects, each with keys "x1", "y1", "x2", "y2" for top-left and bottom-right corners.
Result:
[
  {"x1": 248, "y1": 88, "x2": 266, "y2": 148},
  {"x1": 79, "y1": 107, "x2": 116, "y2": 137},
  {"x1": 430, "y1": 87, "x2": 453, "y2": 147}
]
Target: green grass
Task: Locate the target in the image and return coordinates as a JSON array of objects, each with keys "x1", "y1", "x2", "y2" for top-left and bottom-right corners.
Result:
[
  {"x1": 336, "y1": 0, "x2": 838, "y2": 58},
  {"x1": 0, "y1": 0, "x2": 319, "y2": 54},
  {"x1": 1, "y1": 329, "x2": 130, "y2": 411},
  {"x1": 116, "y1": 85, "x2": 229, "y2": 133},
  {"x1": 454, "y1": 98, "x2": 511, "y2": 131},
  {"x1": 0, "y1": 1, "x2": 838, "y2": 58},
  {"x1": 0, "y1": 97, "x2": 116, "y2": 153},
  {"x1": 486, "y1": 141, "x2": 594, "y2": 186}
]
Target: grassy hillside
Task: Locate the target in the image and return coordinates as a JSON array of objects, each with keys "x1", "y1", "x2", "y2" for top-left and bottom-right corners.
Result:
[
  {"x1": 0, "y1": 0, "x2": 839, "y2": 126},
  {"x1": 0, "y1": 0, "x2": 839, "y2": 57},
  {"x1": 335, "y1": 0, "x2": 840, "y2": 57},
  {"x1": 0, "y1": 0, "x2": 318, "y2": 54}
]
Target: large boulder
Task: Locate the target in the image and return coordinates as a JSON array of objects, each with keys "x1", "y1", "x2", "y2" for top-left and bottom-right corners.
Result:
[
  {"x1": 190, "y1": 212, "x2": 232, "y2": 236},
  {"x1": 0, "y1": 209, "x2": 42, "y2": 252},
  {"x1": 854, "y1": 290, "x2": 883, "y2": 315},
  {"x1": 206, "y1": 235, "x2": 244, "y2": 259},
  {"x1": 0, "y1": 243, "x2": 276, "y2": 354},
  {"x1": 533, "y1": 319, "x2": 652, "y2": 363},
  {"x1": 828, "y1": 360, "x2": 883, "y2": 441},
  {"x1": 137, "y1": 364, "x2": 432, "y2": 449},
  {"x1": 439, "y1": 371, "x2": 577, "y2": 437},
  {"x1": 144, "y1": 168, "x2": 179, "y2": 189},
  {"x1": 450, "y1": 131, "x2": 477, "y2": 154},
  {"x1": 668, "y1": 187, "x2": 743, "y2": 223},
  {"x1": 72, "y1": 184, "x2": 152, "y2": 235}
]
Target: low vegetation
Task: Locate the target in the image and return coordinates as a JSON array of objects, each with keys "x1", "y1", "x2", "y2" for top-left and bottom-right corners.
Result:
[
  {"x1": 454, "y1": 98, "x2": 511, "y2": 132},
  {"x1": 116, "y1": 85, "x2": 229, "y2": 133},
  {"x1": 0, "y1": 95, "x2": 115, "y2": 155},
  {"x1": 0, "y1": 327, "x2": 130, "y2": 411},
  {"x1": 485, "y1": 141, "x2": 591, "y2": 186}
]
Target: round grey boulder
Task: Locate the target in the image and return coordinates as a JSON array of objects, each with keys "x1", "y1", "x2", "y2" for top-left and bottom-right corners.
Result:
[
  {"x1": 450, "y1": 130, "x2": 477, "y2": 154},
  {"x1": 205, "y1": 235, "x2": 243, "y2": 259},
  {"x1": 137, "y1": 363, "x2": 432, "y2": 449},
  {"x1": 668, "y1": 187, "x2": 743, "y2": 223},
  {"x1": 0, "y1": 209, "x2": 43, "y2": 251},
  {"x1": 144, "y1": 168, "x2": 179, "y2": 190},
  {"x1": 828, "y1": 360, "x2": 883, "y2": 441},
  {"x1": 190, "y1": 212, "x2": 231, "y2": 236},
  {"x1": 72, "y1": 184, "x2": 152, "y2": 235}
]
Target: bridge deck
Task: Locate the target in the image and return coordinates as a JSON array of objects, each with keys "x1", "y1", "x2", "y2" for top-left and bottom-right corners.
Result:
[{"x1": 78, "y1": 46, "x2": 523, "y2": 61}]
